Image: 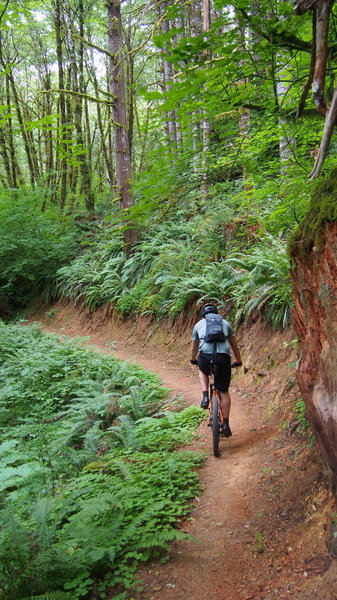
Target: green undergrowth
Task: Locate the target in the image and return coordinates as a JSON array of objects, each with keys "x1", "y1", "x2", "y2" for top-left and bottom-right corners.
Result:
[
  {"x1": 0, "y1": 321, "x2": 205, "y2": 600},
  {"x1": 0, "y1": 199, "x2": 80, "y2": 319},
  {"x1": 293, "y1": 398, "x2": 316, "y2": 446},
  {"x1": 56, "y1": 210, "x2": 293, "y2": 330}
]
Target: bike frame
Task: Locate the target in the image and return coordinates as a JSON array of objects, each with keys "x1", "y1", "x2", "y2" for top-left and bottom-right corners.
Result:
[
  {"x1": 208, "y1": 379, "x2": 224, "y2": 457},
  {"x1": 207, "y1": 383, "x2": 224, "y2": 424}
]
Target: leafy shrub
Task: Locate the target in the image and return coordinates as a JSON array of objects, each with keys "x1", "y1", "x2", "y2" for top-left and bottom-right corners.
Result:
[
  {"x1": 116, "y1": 278, "x2": 154, "y2": 315},
  {"x1": 0, "y1": 203, "x2": 79, "y2": 317}
]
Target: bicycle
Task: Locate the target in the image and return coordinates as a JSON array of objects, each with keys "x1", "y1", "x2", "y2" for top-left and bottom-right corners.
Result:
[
  {"x1": 208, "y1": 362, "x2": 241, "y2": 457},
  {"x1": 190, "y1": 359, "x2": 241, "y2": 457}
]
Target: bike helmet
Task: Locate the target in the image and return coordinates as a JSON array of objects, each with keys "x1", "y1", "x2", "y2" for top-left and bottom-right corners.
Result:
[{"x1": 200, "y1": 303, "x2": 218, "y2": 317}]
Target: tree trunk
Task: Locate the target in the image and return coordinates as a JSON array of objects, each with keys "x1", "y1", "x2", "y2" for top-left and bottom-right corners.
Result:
[
  {"x1": 236, "y1": 10, "x2": 252, "y2": 190},
  {"x1": 9, "y1": 74, "x2": 36, "y2": 186},
  {"x1": 0, "y1": 125, "x2": 12, "y2": 186},
  {"x1": 189, "y1": 0, "x2": 203, "y2": 178},
  {"x1": 70, "y1": 0, "x2": 95, "y2": 218},
  {"x1": 309, "y1": 83, "x2": 337, "y2": 179},
  {"x1": 22, "y1": 99, "x2": 41, "y2": 182},
  {"x1": 54, "y1": 0, "x2": 68, "y2": 211},
  {"x1": 201, "y1": 0, "x2": 211, "y2": 195},
  {"x1": 43, "y1": 71, "x2": 55, "y2": 202},
  {"x1": 162, "y1": 17, "x2": 177, "y2": 147},
  {"x1": 107, "y1": 0, "x2": 137, "y2": 252},
  {"x1": 89, "y1": 47, "x2": 115, "y2": 188},
  {"x1": 156, "y1": 0, "x2": 178, "y2": 151},
  {"x1": 0, "y1": 29, "x2": 37, "y2": 188},
  {"x1": 125, "y1": 30, "x2": 135, "y2": 160},
  {"x1": 312, "y1": 1, "x2": 333, "y2": 115},
  {"x1": 5, "y1": 74, "x2": 19, "y2": 187},
  {"x1": 277, "y1": 58, "x2": 295, "y2": 174},
  {"x1": 137, "y1": 101, "x2": 152, "y2": 173},
  {"x1": 297, "y1": 12, "x2": 316, "y2": 117}
]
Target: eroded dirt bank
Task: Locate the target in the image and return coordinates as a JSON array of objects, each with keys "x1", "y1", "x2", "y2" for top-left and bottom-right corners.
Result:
[
  {"x1": 292, "y1": 221, "x2": 337, "y2": 481},
  {"x1": 29, "y1": 303, "x2": 337, "y2": 599}
]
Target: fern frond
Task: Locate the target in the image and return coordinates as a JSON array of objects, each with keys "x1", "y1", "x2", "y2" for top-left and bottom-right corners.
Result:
[
  {"x1": 18, "y1": 593, "x2": 72, "y2": 600},
  {"x1": 135, "y1": 528, "x2": 196, "y2": 549}
]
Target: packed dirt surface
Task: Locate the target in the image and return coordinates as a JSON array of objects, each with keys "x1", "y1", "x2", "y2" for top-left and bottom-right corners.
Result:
[{"x1": 29, "y1": 303, "x2": 337, "y2": 600}]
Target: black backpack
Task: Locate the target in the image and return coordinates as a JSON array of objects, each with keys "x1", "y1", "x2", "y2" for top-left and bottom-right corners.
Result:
[{"x1": 204, "y1": 313, "x2": 226, "y2": 343}]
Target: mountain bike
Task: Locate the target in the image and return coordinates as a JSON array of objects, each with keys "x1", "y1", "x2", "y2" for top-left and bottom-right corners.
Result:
[
  {"x1": 190, "y1": 359, "x2": 241, "y2": 457},
  {"x1": 208, "y1": 362, "x2": 240, "y2": 457}
]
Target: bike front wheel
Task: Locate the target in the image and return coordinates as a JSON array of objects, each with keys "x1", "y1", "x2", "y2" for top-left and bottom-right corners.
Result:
[{"x1": 211, "y1": 394, "x2": 220, "y2": 457}]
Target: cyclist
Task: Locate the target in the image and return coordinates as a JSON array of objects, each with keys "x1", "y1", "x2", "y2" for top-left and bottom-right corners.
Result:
[{"x1": 190, "y1": 303, "x2": 242, "y2": 437}]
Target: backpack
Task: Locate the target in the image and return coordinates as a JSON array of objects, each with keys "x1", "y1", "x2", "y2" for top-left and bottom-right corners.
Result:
[{"x1": 203, "y1": 313, "x2": 226, "y2": 343}]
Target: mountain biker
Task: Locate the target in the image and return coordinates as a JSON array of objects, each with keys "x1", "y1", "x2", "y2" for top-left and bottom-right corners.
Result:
[{"x1": 190, "y1": 303, "x2": 242, "y2": 437}]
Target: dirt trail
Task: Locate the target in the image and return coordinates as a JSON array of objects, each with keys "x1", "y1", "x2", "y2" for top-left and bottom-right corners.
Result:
[
  {"x1": 31, "y1": 306, "x2": 337, "y2": 600},
  {"x1": 105, "y1": 345, "x2": 270, "y2": 599}
]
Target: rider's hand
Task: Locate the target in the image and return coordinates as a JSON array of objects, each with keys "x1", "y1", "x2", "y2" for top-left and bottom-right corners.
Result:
[
  {"x1": 231, "y1": 361, "x2": 242, "y2": 368},
  {"x1": 190, "y1": 359, "x2": 198, "y2": 365}
]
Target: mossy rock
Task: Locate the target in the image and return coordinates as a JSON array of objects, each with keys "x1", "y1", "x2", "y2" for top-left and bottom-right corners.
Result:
[{"x1": 288, "y1": 167, "x2": 337, "y2": 259}]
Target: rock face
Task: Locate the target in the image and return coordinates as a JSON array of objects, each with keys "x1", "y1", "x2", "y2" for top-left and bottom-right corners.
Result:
[{"x1": 291, "y1": 220, "x2": 337, "y2": 479}]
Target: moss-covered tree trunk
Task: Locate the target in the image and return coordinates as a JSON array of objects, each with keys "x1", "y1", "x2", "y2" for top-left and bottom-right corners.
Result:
[{"x1": 291, "y1": 167, "x2": 337, "y2": 480}]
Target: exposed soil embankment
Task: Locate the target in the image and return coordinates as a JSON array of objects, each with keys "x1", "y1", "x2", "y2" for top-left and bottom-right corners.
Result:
[
  {"x1": 29, "y1": 302, "x2": 337, "y2": 599},
  {"x1": 292, "y1": 221, "x2": 337, "y2": 483}
]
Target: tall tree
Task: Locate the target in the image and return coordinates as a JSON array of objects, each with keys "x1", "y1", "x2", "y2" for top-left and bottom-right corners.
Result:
[
  {"x1": 64, "y1": 0, "x2": 95, "y2": 217},
  {"x1": 201, "y1": 0, "x2": 210, "y2": 194},
  {"x1": 53, "y1": 0, "x2": 68, "y2": 211},
  {"x1": 107, "y1": 0, "x2": 137, "y2": 251}
]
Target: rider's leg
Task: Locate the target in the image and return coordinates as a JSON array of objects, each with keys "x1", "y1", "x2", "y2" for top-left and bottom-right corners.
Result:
[
  {"x1": 198, "y1": 369, "x2": 209, "y2": 393},
  {"x1": 198, "y1": 369, "x2": 209, "y2": 408},
  {"x1": 220, "y1": 391, "x2": 232, "y2": 436},
  {"x1": 219, "y1": 391, "x2": 231, "y2": 418}
]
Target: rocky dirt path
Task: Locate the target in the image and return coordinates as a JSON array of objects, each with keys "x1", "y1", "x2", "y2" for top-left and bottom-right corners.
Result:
[{"x1": 32, "y1": 307, "x2": 337, "y2": 600}]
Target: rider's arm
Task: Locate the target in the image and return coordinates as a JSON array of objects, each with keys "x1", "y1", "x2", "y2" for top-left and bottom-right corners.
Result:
[
  {"x1": 190, "y1": 339, "x2": 199, "y2": 362},
  {"x1": 229, "y1": 336, "x2": 242, "y2": 364}
]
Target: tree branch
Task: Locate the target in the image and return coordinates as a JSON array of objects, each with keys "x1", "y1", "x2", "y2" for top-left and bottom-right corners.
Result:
[
  {"x1": 0, "y1": 0, "x2": 9, "y2": 24},
  {"x1": 236, "y1": 6, "x2": 312, "y2": 52},
  {"x1": 297, "y1": 12, "x2": 316, "y2": 116},
  {"x1": 73, "y1": 34, "x2": 115, "y2": 60},
  {"x1": 309, "y1": 85, "x2": 337, "y2": 178},
  {"x1": 38, "y1": 88, "x2": 117, "y2": 104}
]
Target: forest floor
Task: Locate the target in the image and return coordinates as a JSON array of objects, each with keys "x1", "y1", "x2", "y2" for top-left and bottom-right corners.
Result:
[{"x1": 28, "y1": 303, "x2": 337, "y2": 600}]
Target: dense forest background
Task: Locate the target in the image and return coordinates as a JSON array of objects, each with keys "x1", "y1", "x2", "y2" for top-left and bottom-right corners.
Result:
[
  {"x1": 2, "y1": 0, "x2": 333, "y2": 325},
  {"x1": 1, "y1": 0, "x2": 337, "y2": 598}
]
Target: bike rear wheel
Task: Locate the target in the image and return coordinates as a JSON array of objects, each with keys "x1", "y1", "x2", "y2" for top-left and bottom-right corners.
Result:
[{"x1": 211, "y1": 394, "x2": 220, "y2": 457}]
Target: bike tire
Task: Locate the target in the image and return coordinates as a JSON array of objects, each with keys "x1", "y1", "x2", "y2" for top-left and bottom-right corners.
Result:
[{"x1": 211, "y1": 394, "x2": 220, "y2": 457}]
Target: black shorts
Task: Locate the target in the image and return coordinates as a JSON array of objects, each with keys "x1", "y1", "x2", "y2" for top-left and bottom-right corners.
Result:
[{"x1": 198, "y1": 353, "x2": 231, "y2": 392}]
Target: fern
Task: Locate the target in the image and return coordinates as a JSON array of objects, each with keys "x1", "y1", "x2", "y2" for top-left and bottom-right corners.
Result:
[
  {"x1": 226, "y1": 235, "x2": 292, "y2": 329},
  {"x1": 19, "y1": 594, "x2": 72, "y2": 600},
  {"x1": 0, "y1": 324, "x2": 204, "y2": 599}
]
